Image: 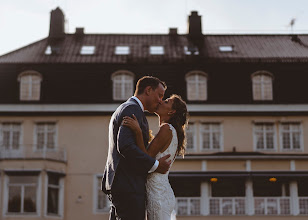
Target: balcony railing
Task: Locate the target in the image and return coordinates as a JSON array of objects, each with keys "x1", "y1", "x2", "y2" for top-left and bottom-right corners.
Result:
[
  {"x1": 0, "y1": 144, "x2": 66, "y2": 162},
  {"x1": 299, "y1": 197, "x2": 308, "y2": 215},
  {"x1": 254, "y1": 197, "x2": 290, "y2": 215},
  {"x1": 175, "y1": 197, "x2": 301, "y2": 216},
  {"x1": 176, "y1": 197, "x2": 201, "y2": 216},
  {"x1": 209, "y1": 197, "x2": 246, "y2": 215}
]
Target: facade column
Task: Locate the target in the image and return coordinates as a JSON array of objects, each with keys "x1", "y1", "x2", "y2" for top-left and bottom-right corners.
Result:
[
  {"x1": 245, "y1": 178, "x2": 254, "y2": 215},
  {"x1": 290, "y1": 181, "x2": 299, "y2": 215},
  {"x1": 200, "y1": 181, "x2": 210, "y2": 215}
]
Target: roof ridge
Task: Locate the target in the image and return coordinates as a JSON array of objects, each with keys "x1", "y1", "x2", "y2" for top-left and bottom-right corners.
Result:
[{"x1": 0, "y1": 37, "x2": 47, "y2": 58}]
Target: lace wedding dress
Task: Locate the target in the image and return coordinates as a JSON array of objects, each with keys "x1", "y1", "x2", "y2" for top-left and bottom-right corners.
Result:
[{"x1": 146, "y1": 123, "x2": 178, "y2": 220}]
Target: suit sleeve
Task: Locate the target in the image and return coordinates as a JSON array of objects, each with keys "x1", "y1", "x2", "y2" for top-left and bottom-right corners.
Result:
[{"x1": 117, "y1": 105, "x2": 156, "y2": 173}]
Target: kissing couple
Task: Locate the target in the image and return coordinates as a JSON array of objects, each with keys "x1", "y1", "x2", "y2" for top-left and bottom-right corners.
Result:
[{"x1": 102, "y1": 76, "x2": 188, "y2": 220}]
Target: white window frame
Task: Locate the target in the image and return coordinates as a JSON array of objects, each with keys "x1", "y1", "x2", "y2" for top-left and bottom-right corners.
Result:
[
  {"x1": 44, "y1": 172, "x2": 64, "y2": 218},
  {"x1": 200, "y1": 123, "x2": 223, "y2": 151},
  {"x1": 34, "y1": 122, "x2": 58, "y2": 152},
  {"x1": 186, "y1": 122, "x2": 197, "y2": 152},
  {"x1": 251, "y1": 71, "x2": 274, "y2": 101},
  {"x1": 93, "y1": 174, "x2": 110, "y2": 214},
  {"x1": 253, "y1": 122, "x2": 277, "y2": 152},
  {"x1": 17, "y1": 71, "x2": 42, "y2": 101},
  {"x1": 279, "y1": 122, "x2": 304, "y2": 152},
  {"x1": 115, "y1": 46, "x2": 130, "y2": 55},
  {"x1": 111, "y1": 70, "x2": 135, "y2": 101},
  {"x1": 3, "y1": 172, "x2": 42, "y2": 217},
  {"x1": 0, "y1": 122, "x2": 22, "y2": 151},
  {"x1": 149, "y1": 46, "x2": 164, "y2": 55},
  {"x1": 185, "y1": 71, "x2": 208, "y2": 101},
  {"x1": 80, "y1": 46, "x2": 95, "y2": 55}
]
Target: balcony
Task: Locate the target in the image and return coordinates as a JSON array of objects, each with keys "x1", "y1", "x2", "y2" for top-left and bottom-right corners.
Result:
[
  {"x1": 254, "y1": 197, "x2": 290, "y2": 215},
  {"x1": 176, "y1": 197, "x2": 201, "y2": 215},
  {"x1": 209, "y1": 197, "x2": 246, "y2": 215},
  {"x1": 176, "y1": 197, "x2": 308, "y2": 216},
  {"x1": 0, "y1": 144, "x2": 66, "y2": 162}
]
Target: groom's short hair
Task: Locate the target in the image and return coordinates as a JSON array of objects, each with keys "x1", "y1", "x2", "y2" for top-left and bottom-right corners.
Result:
[{"x1": 134, "y1": 76, "x2": 167, "y2": 95}]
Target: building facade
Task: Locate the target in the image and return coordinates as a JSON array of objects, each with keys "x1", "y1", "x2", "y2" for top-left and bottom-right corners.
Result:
[{"x1": 0, "y1": 7, "x2": 308, "y2": 219}]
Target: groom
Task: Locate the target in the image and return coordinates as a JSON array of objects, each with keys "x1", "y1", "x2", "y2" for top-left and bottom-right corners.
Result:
[{"x1": 102, "y1": 76, "x2": 171, "y2": 220}]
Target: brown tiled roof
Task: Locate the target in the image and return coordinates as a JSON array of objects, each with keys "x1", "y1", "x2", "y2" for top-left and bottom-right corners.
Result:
[{"x1": 0, "y1": 34, "x2": 308, "y2": 63}]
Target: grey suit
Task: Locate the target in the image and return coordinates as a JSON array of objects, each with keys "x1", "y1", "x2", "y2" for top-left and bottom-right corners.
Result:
[{"x1": 102, "y1": 97, "x2": 156, "y2": 219}]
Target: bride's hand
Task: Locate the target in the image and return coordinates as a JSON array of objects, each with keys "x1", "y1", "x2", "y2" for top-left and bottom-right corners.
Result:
[{"x1": 122, "y1": 114, "x2": 142, "y2": 135}]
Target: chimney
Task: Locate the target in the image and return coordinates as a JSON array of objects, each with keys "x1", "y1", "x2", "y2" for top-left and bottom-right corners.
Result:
[
  {"x1": 188, "y1": 11, "x2": 202, "y2": 37},
  {"x1": 169, "y1": 28, "x2": 178, "y2": 36},
  {"x1": 49, "y1": 7, "x2": 65, "y2": 39}
]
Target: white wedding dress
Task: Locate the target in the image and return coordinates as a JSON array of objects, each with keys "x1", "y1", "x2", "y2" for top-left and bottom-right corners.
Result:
[{"x1": 146, "y1": 123, "x2": 178, "y2": 220}]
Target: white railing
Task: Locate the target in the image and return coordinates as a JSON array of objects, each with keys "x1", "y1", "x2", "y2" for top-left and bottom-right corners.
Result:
[
  {"x1": 176, "y1": 197, "x2": 201, "y2": 216},
  {"x1": 299, "y1": 197, "x2": 308, "y2": 215},
  {"x1": 209, "y1": 197, "x2": 246, "y2": 215},
  {"x1": 0, "y1": 144, "x2": 66, "y2": 162},
  {"x1": 254, "y1": 197, "x2": 290, "y2": 215}
]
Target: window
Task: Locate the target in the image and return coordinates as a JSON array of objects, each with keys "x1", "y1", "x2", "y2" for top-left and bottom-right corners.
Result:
[
  {"x1": 115, "y1": 46, "x2": 130, "y2": 55},
  {"x1": 252, "y1": 71, "x2": 273, "y2": 101},
  {"x1": 186, "y1": 123, "x2": 196, "y2": 152},
  {"x1": 200, "y1": 123, "x2": 222, "y2": 151},
  {"x1": 80, "y1": 46, "x2": 95, "y2": 55},
  {"x1": 94, "y1": 176, "x2": 110, "y2": 212},
  {"x1": 6, "y1": 174, "x2": 38, "y2": 215},
  {"x1": 111, "y1": 71, "x2": 134, "y2": 101},
  {"x1": 46, "y1": 173, "x2": 63, "y2": 216},
  {"x1": 18, "y1": 71, "x2": 42, "y2": 101},
  {"x1": 280, "y1": 122, "x2": 303, "y2": 151},
  {"x1": 219, "y1": 45, "x2": 233, "y2": 52},
  {"x1": 45, "y1": 46, "x2": 52, "y2": 55},
  {"x1": 186, "y1": 71, "x2": 207, "y2": 101},
  {"x1": 0, "y1": 122, "x2": 21, "y2": 150},
  {"x1": 35, "y1": 123, "x2": 56, "y2": 151},
  {"x1": 149, "y1": 46, "x2": 164, "y2": 55},
  {"x1": 184, "y1": 46, "x2": 199, "y2": 55},
  {"x1": 253, "y1": 123, "x2": 275, "y2": 151}
]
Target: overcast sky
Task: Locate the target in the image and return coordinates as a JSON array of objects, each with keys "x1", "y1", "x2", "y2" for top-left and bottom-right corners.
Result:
[{"x1": 0, "y1": 0, "x2": 307, "y2": 55}]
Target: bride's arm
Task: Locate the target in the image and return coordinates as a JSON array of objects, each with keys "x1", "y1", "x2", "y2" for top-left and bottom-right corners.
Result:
[{"x1": 123, "y1": 115, "x2": 172, "y2": 157}]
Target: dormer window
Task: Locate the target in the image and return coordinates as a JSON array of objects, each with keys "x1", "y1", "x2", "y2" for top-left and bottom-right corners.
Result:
[
  {"x1": 45, "y1": 46, "x2": 52, "y2": 55},
  {"x1": 251, "y1": 71, "x2": 274, "y2": 101},
  {"x1": 219, "y1": 45, "x2": 233, "y2": 52},
  {"x1": 184, "y1": 46, "x2": 199, "y2": 55},
  {"x1": 149, "y1": 46, "x2": 164, "y2": 55},
  {"x1": 80, "y1": 46, "x2": 95, "y2": 55},
  {"x1": 115, "y1": 46, "x2": 130, "y2": 55},
  {"x1": 186, "y1": 71, "x2": 208, "y2": 101},
  {"x1": 18, "y1": 71, "x2": 42, "y2": 101},
  {"x1": 111, "y1": 70, "x2": 134, "y2": 101}
]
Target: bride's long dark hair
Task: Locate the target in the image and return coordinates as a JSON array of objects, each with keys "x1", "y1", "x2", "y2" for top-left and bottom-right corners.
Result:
[{"x1": 168, "y1": 94, "x2": 189, "y2": 156}]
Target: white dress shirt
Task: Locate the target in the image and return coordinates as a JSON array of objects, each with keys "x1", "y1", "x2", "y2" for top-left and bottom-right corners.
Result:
[{"x1": 131, "y1": 96, "x2": 159, "y2": 173}]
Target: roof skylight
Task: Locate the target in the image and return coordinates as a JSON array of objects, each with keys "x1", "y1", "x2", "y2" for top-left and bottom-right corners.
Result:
[
  {"x1": 150, "y1": 46, "x2": 164, "y2": 55},
  {"x1": 115, "y1": 46, "x2": 130, "y2": 55},
  {"x1": 80, "y1": 46, "x2": 95, "y2": 55},
  {"x1": 45, "y1": 46, "x2": 52, "y2": 55},
  {"x1": 219, "y1": 45, "x2": 233, "y2": 52}
]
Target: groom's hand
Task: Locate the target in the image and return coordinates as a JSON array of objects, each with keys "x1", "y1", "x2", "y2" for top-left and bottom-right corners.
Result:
[{"x1": 156, "y1": 154, "x2": 171, "y2": 174}]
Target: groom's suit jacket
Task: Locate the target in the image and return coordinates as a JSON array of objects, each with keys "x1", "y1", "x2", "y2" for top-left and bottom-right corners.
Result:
[{"x1": 102, "y1": 97, "x2": 156, "y2": 194}]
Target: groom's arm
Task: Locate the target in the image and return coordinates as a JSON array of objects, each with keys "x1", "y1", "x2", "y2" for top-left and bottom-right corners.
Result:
[{"x1": 117, "y1": 105, "x2": 156, "y2": 173}]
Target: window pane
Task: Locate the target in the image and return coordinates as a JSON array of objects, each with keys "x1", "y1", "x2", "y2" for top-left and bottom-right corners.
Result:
[
  {"x1": 48, "y1": 188, "x2": 59, "y2": 214},
  {"x1": 8, "y1": 186, "x2": 21, "y2": 213},
  {"x1": 24, "y1": 186, "x2": 37, "y2": 212}
]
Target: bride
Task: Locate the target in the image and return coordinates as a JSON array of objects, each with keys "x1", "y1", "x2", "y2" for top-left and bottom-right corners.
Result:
[{"x1": 123, "y1": 94, "x2": 188, "y2": 220}]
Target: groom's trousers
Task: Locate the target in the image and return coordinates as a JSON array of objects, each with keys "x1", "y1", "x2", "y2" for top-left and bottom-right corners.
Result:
[{"x1": 108, "y1": 192, "x2": 146, "y2": 220}]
